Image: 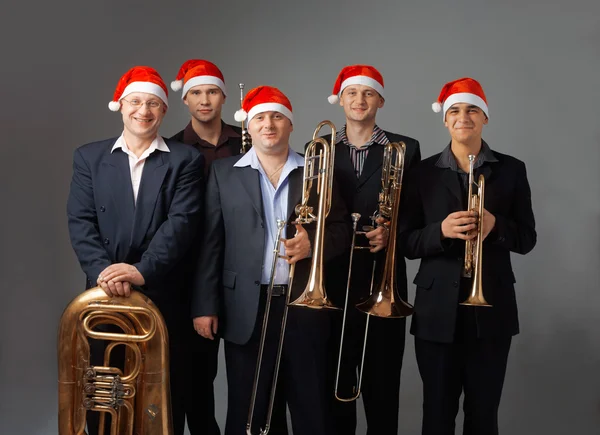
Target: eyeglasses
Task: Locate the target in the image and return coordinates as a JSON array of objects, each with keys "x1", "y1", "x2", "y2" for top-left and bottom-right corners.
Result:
[{"x1": 121, "y1": 98, "x2": 163, "y2": 109}]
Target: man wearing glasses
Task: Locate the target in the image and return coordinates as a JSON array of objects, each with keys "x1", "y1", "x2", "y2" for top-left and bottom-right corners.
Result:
[{"x1": 66, "y1": 66, "x2": 205, "y2": 435}]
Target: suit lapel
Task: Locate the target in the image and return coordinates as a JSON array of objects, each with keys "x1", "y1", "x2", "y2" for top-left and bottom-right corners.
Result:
[
  {"x1": 357, "y1": 143, "x2": 383, "y2": 188},
  {"x1": 440, "y1": 167, "x2": 464, "y2": 208},
  {"x1": 334, "y1": 141, "x2": 359, "y2": 191},
  {"x1": 235, "y1": 165, "x2": 264, "y2": 222},
  {"x1": 287, "y1": 167, "x2": 303, "y2": 222},
  {"x1": 227, "y1": 137, "x2": 242, "y2": 156},
  {"x1": 131, "y1": 151, "x2": 168, "y2": 247},
  {"x1": 102, "y1": 149, "x2": 135, "y2": 228}
]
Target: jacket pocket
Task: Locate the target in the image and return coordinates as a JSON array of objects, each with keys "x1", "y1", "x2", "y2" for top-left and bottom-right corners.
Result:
[
  {"x1": 413, "y1": 272, "x2": 434, "y2": 290},
  {"x1": 223, "y1": 270, "x2": 237, "y2": 289}
]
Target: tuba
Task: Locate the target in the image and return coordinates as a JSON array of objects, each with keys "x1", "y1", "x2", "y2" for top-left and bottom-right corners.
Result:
[
  {"x1": 238, "y1": 83, "x2": 252, "y2": 153},
  {"x1": 335, "y1": 141, "x2": 413, "y2": 402},
  {"x1": 58, "y1": 287, "x2": 173, "y2": 435},
  {"x1": 246, "y1": 120, "x2": 339, "y2": 435},
  {"x1": 460, "y1": 155, "x2": 491, "y2": 307}
]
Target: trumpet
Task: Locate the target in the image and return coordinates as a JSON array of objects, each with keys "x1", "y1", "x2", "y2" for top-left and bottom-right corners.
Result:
[
  {"x1": 239, "y1": 83, "x2": 251, "y2": 153},
  {"x1": 58, "y1": 288, "x2": 173, "y2": 435},
  {"x1": 460, "y1": 154, "x2": 492, "y2": 307},
  {"x1": 335, "y1": 141, "x2": 413, "y2": 402},
  {"x1": 246, "y1": 120, "x2": 338, "y2": 435}
]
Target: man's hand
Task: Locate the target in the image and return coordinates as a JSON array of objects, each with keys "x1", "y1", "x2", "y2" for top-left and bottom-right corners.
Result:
[
  {"x1": 282, "y1": 224, "x2": 311, "y2": 264},
  {"x1": 193, "y1": 316, "x2": 219, "y2": 340},
  {"x1": 481, "y1": 208, "x2": 496, "y2": 241},
  {"x1": 97, "y1": 263, "x2": 144, "y2": 297},
  {"x1": 365, "y1": 216, "x2": 390, "y2": 253},
  {"x1": 441, "y1": 211, "x2": 478, "y2": 240}
]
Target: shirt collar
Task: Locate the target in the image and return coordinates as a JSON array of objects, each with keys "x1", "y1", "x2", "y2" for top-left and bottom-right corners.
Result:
[
  {"x1": 111, "y1": 134, "x2": 170, "y2": 158},
  {"x1": 335, "y1": 124, "x2": 389, "y2": 149},
  {"x1": 435, "y1": 140, "x2": 497, "y2": 172},
  {"x1": 234, "y1": 146, "x2": 304, "y2": 173}
]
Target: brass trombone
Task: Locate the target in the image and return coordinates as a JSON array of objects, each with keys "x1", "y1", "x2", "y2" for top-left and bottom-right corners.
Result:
[
  {"x1": 460, "y1": 154, "x2": 492, "y2": 307},
  {"x1": 58, "y1": 287, "x2": 172, "y2": 435},
  {"x1": 239, "y1": 83, "x2": 251, "y2": 153},
  {"x1": 246, "y1": 121, "x2": 339, "y2": 435},
  {"x1": 335, "y1": 141, "x2": 413, "y2": 402}
]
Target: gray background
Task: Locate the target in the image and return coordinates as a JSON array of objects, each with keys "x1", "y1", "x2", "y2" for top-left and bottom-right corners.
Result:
[{"x1": 1, "y1": 0, "x2": 598, "y2": 433}]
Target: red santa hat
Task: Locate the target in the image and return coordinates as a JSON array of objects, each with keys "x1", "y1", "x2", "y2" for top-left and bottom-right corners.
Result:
[
  {"x1": 234, "y1": 86, "x2": 293, "y2": 124},
  {"x1": 328, "y1": 64, "x2": 385, "y2": 104},
  {"x1": 108, "y1": 66, "x2": 168, "y2": 111},
  {"x1": 170, "y1": 59, "x2": 227, "y2": 98},
  {"x1": 432, "y1": 77, "x2": 489, "y2": 119}
]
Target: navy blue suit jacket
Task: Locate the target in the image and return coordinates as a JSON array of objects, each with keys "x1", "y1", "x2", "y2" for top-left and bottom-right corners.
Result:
[{"x1": 66, "y1": 136, "x2": 204, "y2": 308}]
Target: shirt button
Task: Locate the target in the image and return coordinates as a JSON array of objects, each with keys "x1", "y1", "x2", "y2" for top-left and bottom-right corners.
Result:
[
  {"x1": 104, "y1": 238, "x2": 110, "y2": 245},
  {"x1": 100, "y1": 206, "x2": 106, "y2": 212}
]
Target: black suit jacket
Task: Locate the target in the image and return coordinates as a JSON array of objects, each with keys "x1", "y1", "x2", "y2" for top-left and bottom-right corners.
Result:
[
  {"x1": 398, "y1": 147, "x2": 536, "y2": 343},
  {"x1": 66, "y1": 137, "x2": 205, "y2": 310},
  {"x1": 192, "y1": 152, "x2": 351, "y2": 345},
  {"x1": 314, "y1": 132, "x2": 421, "y2": 304}
]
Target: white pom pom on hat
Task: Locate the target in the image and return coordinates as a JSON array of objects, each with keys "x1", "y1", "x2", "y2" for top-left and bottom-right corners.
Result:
[
  {"x1": 431, "y1": 102, "x2": 442, "y2": 113},
  {"x1": 108, "y1": 101, "x2": 121, "y2": 112},
  {"x1": 171, "y1": 80, "x2": 183, "y2": 92},
  {"x1": 328, "y1": 94, "x2": 339, "y2": 105},
  {"x1": 234, "y1": 109, "x2": 248, "y2": 122}
]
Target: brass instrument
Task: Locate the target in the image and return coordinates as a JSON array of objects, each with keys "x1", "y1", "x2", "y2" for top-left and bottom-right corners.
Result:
[
  {"x1": 460, "y1": 154, "x2": 491, "y2": 307},
  {"x1": 239, "y1": 83, "x2": 251, "y2": 153},
  {"x1": 335, "y1": 142, "x2": 413, "y2": 401},
  {"x1": 288, "y1": 120, "x2": 340, "y2": 310},
  {"x1": 246, "y1": 120, "x2": 338, "y2": 435},
  {"x1": 58, "y1": 287, "x2": 173, "y2": 435}
]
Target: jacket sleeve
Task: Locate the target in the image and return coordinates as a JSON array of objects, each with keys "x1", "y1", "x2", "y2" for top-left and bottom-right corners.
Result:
[
  {"x1": 191, "y1": 164, "x2": 224, "y2": 318},
  {"x1": 397, "y1": 167, "x2": 449, "y2": 260},
  {"x1": 134, "y1": 152, "x2": 205, "y2": 286},
  {"x1": 487, "y1": 160, "x2": 536, "y2": 254},
  {"x1": 66, "y1": 148, "x2": 112, "y2": 286}
]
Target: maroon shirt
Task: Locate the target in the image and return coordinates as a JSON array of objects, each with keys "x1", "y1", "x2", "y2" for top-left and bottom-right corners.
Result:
[{"x1": 172, "y1": 121, "x2": 242, "y2": 175}]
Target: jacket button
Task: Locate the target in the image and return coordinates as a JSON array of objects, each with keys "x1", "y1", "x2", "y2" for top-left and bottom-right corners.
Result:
[
  {"x1": 254, "y1": 280, "x2": 260, "y2": 286},
  {"x1": 103, "y1": 238, "x2": 110, "y2": 245},
  {"x1": 260, "y1": 223, "x2": 264, "y2": 228},
  {"x1": 452, "y1": 281, "x2": 458, "y2": 287},
  {"x1": 457, "y1": 256, "x2": 463, "y2": 261},
  {"x1": 100, "y1": 206, "x2": 106, "y2": 212}
]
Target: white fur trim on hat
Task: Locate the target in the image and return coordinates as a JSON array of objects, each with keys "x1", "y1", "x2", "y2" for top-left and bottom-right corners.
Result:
[
  {"x1": 108, "y1": 101, "x2": 121, "y2": 111},
  {"x1": 442, "y1": 92, "x2": 488, "y2": 118},
  {"x1": 181, "y1": 75, "x2": 227, "y2": 98},
  {"x1": 247, "y1": 103, "x2": 294, "y2": 124},
  {"x1": 170, "y1": 80, "x2": 183, "y2": 92},
  {"x1": 339, "y1": 76, "x2": 385, "y2": 100},
  {"x1": 328, "y1": 94, "x2": 339, "y2": 104},
  {"x1": 119, "y1": 81, "x2": 169, "y2": 107},
  {"x1": 234, "y1": 109, "x2": 248, "y2": 122}
]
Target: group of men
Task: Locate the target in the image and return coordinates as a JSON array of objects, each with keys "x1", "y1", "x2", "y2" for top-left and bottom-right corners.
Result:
[{"x1": 66, "y1": 60, "x2": 536, "y2": 435}]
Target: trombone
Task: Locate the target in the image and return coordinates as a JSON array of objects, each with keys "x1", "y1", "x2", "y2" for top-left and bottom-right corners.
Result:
[
  {"x1": 246, "y1": 121, "x2": 339, "y2": 435},
  {"x1": 335, "y1": 141, "x2": 413, "y2": 402},
  {"x1": 460, "y1": 154, "x2": 492, "y2": 307}
]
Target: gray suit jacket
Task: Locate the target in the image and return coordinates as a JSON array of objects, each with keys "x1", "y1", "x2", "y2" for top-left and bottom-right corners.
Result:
[{"x1": 192, "y1": 152, "x2": 351, "y2": 345}]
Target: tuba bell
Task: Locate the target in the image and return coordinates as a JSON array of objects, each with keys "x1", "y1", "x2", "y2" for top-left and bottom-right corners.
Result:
[
  {"x1": 460, "y1": 154, "x2": 492, "y2": 307},
  {"x1": 58, "y1": 287, "x2": 173, "y2": 435}
]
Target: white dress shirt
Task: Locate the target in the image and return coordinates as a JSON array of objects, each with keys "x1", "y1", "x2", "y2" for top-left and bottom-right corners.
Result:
[{"x1": 111, "y1": 134, "x2": 170, "y2": 203}]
